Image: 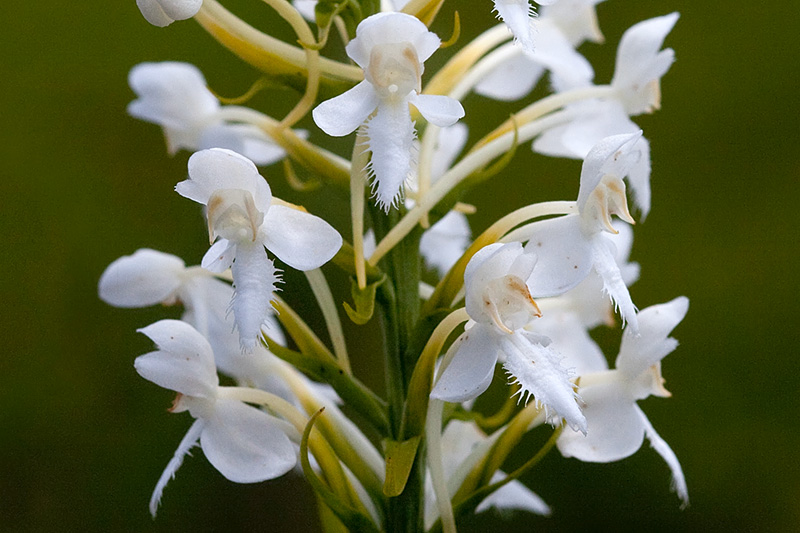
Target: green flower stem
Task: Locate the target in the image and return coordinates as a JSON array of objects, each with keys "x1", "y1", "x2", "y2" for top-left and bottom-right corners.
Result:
[{"x1": 305, "y1": 268, "x2": 351, "y2": 374}]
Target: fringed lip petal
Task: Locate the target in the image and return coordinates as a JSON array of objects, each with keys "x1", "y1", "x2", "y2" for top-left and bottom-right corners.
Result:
[
  {"x1": 200, "y1": 398, "x2": 296, "y2": 483},
  {"x1": 98, "y1": 249, "x2": 185, "y2": 307},
  {"x1": 135, "y1": 320, "x2": 219, "y2": 398},
  {"x1": 262, "y1": 205, "x2": 343, "y2": 271},
  {"x1": 312, "y1": 80, "x2": 379, "y2": 137}
]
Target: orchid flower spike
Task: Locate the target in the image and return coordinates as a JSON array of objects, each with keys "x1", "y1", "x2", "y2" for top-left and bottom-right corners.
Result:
[
  {"x1": 176, "y1": 148, "x2": 342, "y2": 350},
  {"x1": 136, "y1": 320, "x2": 296, "y2": 516},
  {"x1": 128, "y1": 62, "x2": 296, "y2": 165},
  {"x1": 557, "y1": 297, "x2": 690, "y2": 506},
  {"x1": 136, "y1": 0, "x2": 202, "y2": 27},
  {"x1": 432, "y1": 242, "x2": 587, "y2": 433},
  {"x1": 523, "y1": 132, "x2": 646, "y2": 331},
  {"x1": 312, "y1": 12, "x2": 465, "y2": 211}
]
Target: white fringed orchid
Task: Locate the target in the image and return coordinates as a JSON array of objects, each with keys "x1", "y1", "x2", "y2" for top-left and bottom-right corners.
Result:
[
  {"x1": 557, "y1": 297, "x2": 690, "y2": 506},
  {"x1": 136, "y1": 0, "x2": 202, "y2": 27},
  {"x1": 424, "y1": 419, "x2": 550, "y2": 529},
  {"x1": 128, "y1": 62, "x2": 295, "y2": 165},
  {"x1": 136, "y1": 320, "x2": 297, "y2": 516},
  {"x1": 312, "y1": 13, "x2": 464, "y2": 210},
  {"x1": 523, "y1": 132, "x2": 647, "y2": 331},
  {"x1": 176, "y1": 148, "x2": 342, "y2": 350},
  {"x1": 432, "y1": 242, "x2": 586, "y2": 433}
]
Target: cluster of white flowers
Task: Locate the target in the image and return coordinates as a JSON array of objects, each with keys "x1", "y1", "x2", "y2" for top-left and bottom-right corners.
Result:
[{"x1": 106, "y1": 0, "x2": 689, "y2": 529}]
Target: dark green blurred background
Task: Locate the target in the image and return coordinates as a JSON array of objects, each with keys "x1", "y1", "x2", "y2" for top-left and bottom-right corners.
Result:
[{"x1": 3, "y1": 1, "x2": 798, "y2": 531}]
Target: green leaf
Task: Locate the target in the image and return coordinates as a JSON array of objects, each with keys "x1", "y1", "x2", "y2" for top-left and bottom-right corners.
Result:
[
  {"x1": 300, "y1": 409, "x2": 382, "y2": 533},
  {"x1": 382, "y1": 436, "x2": 422, "y2": 497},
  {"x1": 343, "y1": 274, "x2": 386, "y2": 325}
]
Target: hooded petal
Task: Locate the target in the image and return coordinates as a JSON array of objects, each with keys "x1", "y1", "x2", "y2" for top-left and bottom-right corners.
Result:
[
  {"x1": 408, "y1": 93, "x2": 465, "y2": 128},
  {"x1": 312, "y1": 80, "x2": 379, "y2": 137},
  {"x1": 200, "y1": 398, "x2": 296, "y2": 482},
  {"x1": 136, "y1": 0, "x2": 176, "y2": 27},
  {"x1": 99, "y1": 249, "x2": 185, "y2": 307},
  {"x1": 501, "y1": 331, "x2": 586, "y2": 433},
  {"x1": 178, "y1": 148, "x2": 272, "y2": 210},
  {"x1": 577, "y1": 131, "x2": 643, "y2": 213},
  {"x1": 156, "y1": 0, "x2": 203, "y2": 20},
  {"x1": 261, "y1": 204, "x2": 342, "y2": 271},
  {"x1": 616, "y1": 296, "x2": 688, "y2": 377},
  {"x1": 431, "y1": 325, "x2": 501, "y2": 403},
  {"x1": 556, "y1": 379, "x2": 644, "y2": 461},
  {"x1": 523, "y1": 215, "x2": 594, "y2": 298},
  {"x1": 345, "y1": 12, "x2": 440, "y2": 67},
  {"x1": 135, "y1": 319, "x2": 218, "y2": 398}
]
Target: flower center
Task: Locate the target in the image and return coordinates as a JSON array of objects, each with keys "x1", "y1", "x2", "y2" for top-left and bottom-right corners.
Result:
[
  {"x1": 483, "y1": 274, "x2": 541, "y2": 333},
  {"x1": 581, "y1": 174, "x2": 635, "y2": 234},
  {"x1": 365, "y1": 42, "x2": 421, "y2": 102},
  {"x1": 206, "y1": 188, "x2": 265, "y2": 243}
]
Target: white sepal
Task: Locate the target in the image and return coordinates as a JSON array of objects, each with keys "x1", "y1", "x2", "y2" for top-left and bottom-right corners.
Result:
[
  {"x1": 262, "y1": 205, "x2": 343, "y2": 271},
  {"x1": 431, "y1": 325, "x2": 500, "y2": 403},
  {"x1": 99, "y1": 249, "x2": 185, "y2": 307}
]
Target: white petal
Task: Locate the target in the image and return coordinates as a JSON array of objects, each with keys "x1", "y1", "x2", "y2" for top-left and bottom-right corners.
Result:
[
  {"x1": 556, "y1": 380, "x2": 643, "y2": 461},
  {"x1": 156, "y1": 0, "x2": 203, "y2": 20},
  {"x1": 540, "y1": 0, "x2": 604, "y2": 46},
  {"x1": 149, "y1": 419, "x2": 204, "y2": 517},
  {"x1": 639, "y1": 406, "x2": 689, "y2": 507},
  {"x1": 198, "y1": 124, "x2": 288, "y2": 166},
  {"x1": 230, "y1": 242, "x2": 280, "y2": 351},
  {"x1": 476, "y1": 472, "x2": 551, "y2": 516},
  {"x1": 408, "y1": 93, "x2": 464, "y2": 128},
  {"x1": 346, "y1": 13, "x2": 440, "y2": 67},
  {"x1": 429, "y1": 123, "x2": 468, "y2": 181},
  {"x1": 525, "y1": 311, "x2": 607, "y2": 375},
  {"x1": 625, "y1": 137, "x2": 652, "y2": 219},
  {"x1": 201, "y1": 398, "x2": 296, "y2": 482},
  {"x1": 312, "y1": 80, "x2": 379, "y2": 137},
  {"x1": 474, "y1": 47, "x2": 544, "y2": 101},
  {"x1": 293, "y1": 0, "x2": 317, "y2": 21},
  {"x1": 178, "y1": 148, "x2": 272, "y2": 210},
  {"x1": 99, "y1": 249, "x2": 185, "y2": 307},
  {"x1": 431, "y1": 326, "x2": 501, "y2": 403},
  {"x1": 135, "y1": 319, "x2": 218, "y2": 397},
  {"x1": 262, "y1": 205, "x2": 342, "y2": 271},
  {"x1": 523, "y1": 215, "x2": 594, "y2": 298},
  {"x1": 616, "y1": 296, "x2": 688, "y2": 377},
  {"x1": 592, "y1": 237, "x2": 638, "y2": 332},
  {"x1": 128, "y1": 62, "x2": 218, "y2": 129},
  {"x1": 136, "y1": 0, "x2": 175, "y2": 27},
  {"x1": 577, "y1": 131, "x2": 643, "y2": 212},
  {"x1": 365, "y1": 101, "x2": 416, "y2": 210},
  {"x1": 465, "y1": 242, "x2": 533, "y2": 324},
  {"x1": 201, "y1": 238, "x2": 236, "y2": 273},
  {"x1": 612, "y1": 13, "x2": 679, "y2": 114},
  {"x1": 501, "y1": 332, "x2": 586, "y2": 433},
  {"x1": 419, "y1": 211, "x2": 471, "y2": 277}
]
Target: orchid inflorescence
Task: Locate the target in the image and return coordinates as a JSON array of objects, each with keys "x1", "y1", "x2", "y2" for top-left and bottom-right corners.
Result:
[{"x1": 101, "y1": 0, "x2": 688, "y2": 530}]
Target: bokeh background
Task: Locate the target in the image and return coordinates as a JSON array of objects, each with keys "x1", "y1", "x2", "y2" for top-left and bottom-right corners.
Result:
[{"x1": 3, "y1": 1, "x2": 798, "y2": 531}]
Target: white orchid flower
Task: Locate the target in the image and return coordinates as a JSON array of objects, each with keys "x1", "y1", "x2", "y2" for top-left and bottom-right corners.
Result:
[
  {"x1": 293, "y1": 0, "x2": 408, "y2": 20},
  {"x1": 128, "y1": 62, "x2": 295, "y2": 165},
  {"x1": 136, "y1": 320, "x2": 297, "y2": 516},
  {"x1": 136, "y1": 0, "x2": 202, "y2": 27},
  {"x1": 523, "y1": 132, "x2": 646, "y2": 331},
  {"x1": 432, "y1": 242, "x2": 586, "y2": 433},
  {"x1": 176, "y1": 148, "x2": 342, "y2": 350},
  {"x1": 313, "y1": 13, "x2": 464, "y2": 210},
  {"x1": 539, "y1": 0, "x2": 604, "y2": 45},
  {"x1": 557, "y1": 297, "x2": 689, "y2": 506},
  {"x1": 424, "y1": 419, "x2": 550, "y2": 529}
]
